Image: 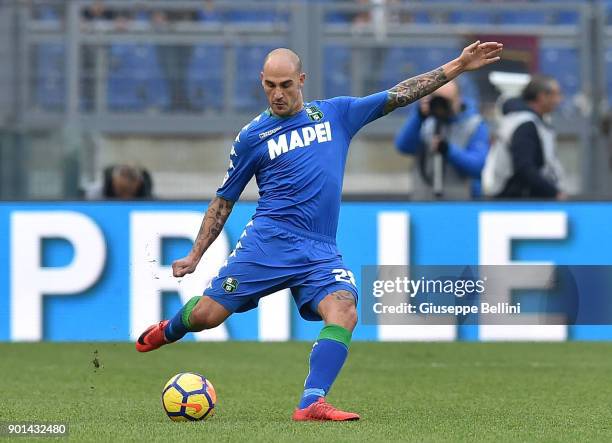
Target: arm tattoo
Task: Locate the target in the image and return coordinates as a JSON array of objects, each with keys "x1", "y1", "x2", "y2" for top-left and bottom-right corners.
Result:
[
  {"x1": 191, "y1": 196, "x2": 234, "y2": 258},
  {"x1": 383, "y1": 67, "x2": 448, "y2": 115}
]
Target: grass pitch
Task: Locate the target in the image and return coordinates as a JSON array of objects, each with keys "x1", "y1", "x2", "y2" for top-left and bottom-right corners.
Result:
[{"x1": 2, "y1": 342, "x2": 612, "y2": 442}]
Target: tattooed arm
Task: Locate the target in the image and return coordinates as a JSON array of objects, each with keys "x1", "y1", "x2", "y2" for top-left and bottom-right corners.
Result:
[
  {"x1": 172, "y1": 196, "x2": 234, "y2": 277},
  {"x1": 384, "y1": 66, "x2": 451, "y2": 115},
  {"x1": 383, "y1": 40, "x2": 503, "y2": 115}
]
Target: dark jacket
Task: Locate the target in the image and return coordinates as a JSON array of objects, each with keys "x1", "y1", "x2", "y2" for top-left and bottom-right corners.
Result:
[{"x1": 497, "y1": 101, "x2": 558, "y2": 198}]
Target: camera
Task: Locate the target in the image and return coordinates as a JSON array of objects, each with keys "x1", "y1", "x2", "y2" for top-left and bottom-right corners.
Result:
[{"x1": 429, "y1": 95, "x2": 453, "y2": 122}]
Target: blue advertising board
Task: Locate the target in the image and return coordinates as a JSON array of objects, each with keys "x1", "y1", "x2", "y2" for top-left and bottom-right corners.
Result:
[{"x1": 1, "y1": 201, "x2": 611, "y2": 342}]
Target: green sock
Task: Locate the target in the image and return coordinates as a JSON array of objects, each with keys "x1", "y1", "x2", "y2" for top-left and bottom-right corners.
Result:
[{"x1": 164, "y1": 296, "x2": 201, "y2": 342}]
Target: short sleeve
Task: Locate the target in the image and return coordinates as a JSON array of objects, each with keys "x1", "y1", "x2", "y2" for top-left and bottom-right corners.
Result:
[
  {"x1": 328, "y1": 91, "x2": 388, "y2": 137},
  {"x1": 216, "y1": 129, "x2": 260, "y2": 202}
]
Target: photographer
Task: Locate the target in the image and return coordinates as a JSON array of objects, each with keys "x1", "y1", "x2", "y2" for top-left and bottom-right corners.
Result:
[
  {"x1": 394, "y1": 81, "x2": 490, "y2": 199},
  {"x1": 82, "y1": 164, "x2": 154, "y2": 200},
  {"x1": 482, "y1": 75, "x2": 566, "y2": 199}
]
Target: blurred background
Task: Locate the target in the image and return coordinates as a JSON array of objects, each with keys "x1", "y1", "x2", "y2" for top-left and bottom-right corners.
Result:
[{"x1": 0, "y1": 0, "x2": 611, "y2": 200}]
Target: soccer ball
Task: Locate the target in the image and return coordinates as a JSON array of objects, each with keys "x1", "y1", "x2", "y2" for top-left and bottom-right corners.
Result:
[{"x1": 161, "y1": 372, "x2": 216, "y2": 421}]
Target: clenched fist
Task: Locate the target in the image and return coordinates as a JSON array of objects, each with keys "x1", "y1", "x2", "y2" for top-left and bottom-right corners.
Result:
[{"x1": 172, "y1": 255, "x2": 199, "y2": 277}]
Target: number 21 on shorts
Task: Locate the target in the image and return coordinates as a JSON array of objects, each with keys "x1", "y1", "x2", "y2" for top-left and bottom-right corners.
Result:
[{"x1": 332, "y1": 268, "x2": 356, "y2": 287}]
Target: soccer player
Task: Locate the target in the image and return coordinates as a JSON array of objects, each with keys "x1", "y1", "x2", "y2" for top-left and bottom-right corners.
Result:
[{"x1": 136, "y1": 41, "x2": 503, "y2": 421}]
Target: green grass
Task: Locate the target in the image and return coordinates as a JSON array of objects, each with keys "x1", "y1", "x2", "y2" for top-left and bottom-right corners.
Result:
[{"x1": 2, "y1": 342, "x2": 612, "y2": 442}]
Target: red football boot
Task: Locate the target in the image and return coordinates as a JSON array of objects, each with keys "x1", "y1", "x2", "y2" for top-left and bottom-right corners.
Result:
[
  {"x1": 292, "y1": 398, "x2": 360, "y2": 421},
  {"x1": 135, "y1": 320, "x2": 169, "y2": 352}
]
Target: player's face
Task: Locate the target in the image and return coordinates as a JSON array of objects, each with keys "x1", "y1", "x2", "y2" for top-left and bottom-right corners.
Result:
[{"x1": 261, "y1": 64, "x2": 305, "y2": 117}]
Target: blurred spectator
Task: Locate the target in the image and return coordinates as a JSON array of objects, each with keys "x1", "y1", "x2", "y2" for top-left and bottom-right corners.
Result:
[
  {"x1": 353, "y1": 0, "x2": 372, "y2": 25},
  {"x1": 83, "y1": 165, "x2": 153, "y2": 199},
  {"x1": 395, "y1": 81, "x2": 490, "y2": 200},
  {"x1": 482, "y1": 75, "x2": 567, "y2": 199},
  {"x1": 152, "y1": 10, "x2": 169, "y2": 30},
  {"x1": 82, "y1": 1, "x2": 115, "y2": 22},
  {"x1": 36, "y1": 4, "x2": 62, "y2": 22},
  {"x1": 386, "y1": 0, "x2": 412, "y2": 25},
  {"x1": 113, "y1": 13, "x2": 132, "y2": 33}
]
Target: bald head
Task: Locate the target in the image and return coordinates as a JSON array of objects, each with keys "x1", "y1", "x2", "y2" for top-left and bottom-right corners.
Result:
[
  {"x1": 261, "y1": 48, "x2": 305, "y2": 117},
  {"x1": 263, "y1": 48, "x2": 302, "y2": 75}
]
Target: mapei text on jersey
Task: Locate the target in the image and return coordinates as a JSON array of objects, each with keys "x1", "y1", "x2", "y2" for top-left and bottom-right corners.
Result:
[{"x1": 267, "y1": 122, "x2": 332, "y2": 160}]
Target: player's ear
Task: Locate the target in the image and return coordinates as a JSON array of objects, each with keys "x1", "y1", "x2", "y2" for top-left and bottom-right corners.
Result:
[
  {"x1": 299, "y1": 72, "x2": 306, "y2": 87},
  {"x1": 260, "y1": 71, "x2": 264, "y2": 84}
]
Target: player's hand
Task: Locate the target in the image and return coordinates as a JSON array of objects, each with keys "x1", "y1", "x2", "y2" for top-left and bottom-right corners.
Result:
[
  {"x1": 172, "y1": 255, "x2": 199, "y2": 277},
  {"x1": 458, "y1": 41, "x2": 503, "y2": 71}
]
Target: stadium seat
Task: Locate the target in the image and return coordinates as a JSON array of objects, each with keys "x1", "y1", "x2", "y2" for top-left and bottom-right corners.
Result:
[
  {"x1": 225, "y1": 10, "x2": 267, "y2": 22},
  {"x1": 540, "y1": 0, "x2": 580, "y2": 25},
  {"x1": 37, "y1": 5, "x2": 61, "y2": 21},
  {"x1": 379, "y1": 46, "x2": 460, "y2": 90},
  {"x1": 605, "y1": 48, "x2": 612, "y2": 104},
  {"x1": 423, "y1": 47, "x2": 460, "y2": 72},
  {"x1": 554, "y1": 11, "x2": 579, "y2": 25},
  {"x1": 379, "y1": 48, "x2": 421, "y2": 91},
  {"x1": 320, "y1": 0, "x2": 352, "y2": 24},
  {"x1": 234, "y1": 45, "x2": 276, "y2": 111},
  {"x1": 410, "y1": 0, "x2": 462, "y2": 24},
  {"x1": 538, "y1": 0, "x2": 580, "y2": 25},
  {"x1": 377, "y1": 46, "x2": 478, "y2": 114},
  {"x1": 539, "y1": 47, "x2": 580, "y2": 109},
  {"x1": 224, "y1": 8, "x2": 287, "y2": 24},
  {"x1": 107, "y1": 44, "x2": 170, "y2": 111},
  {"x1": 377, "y1": 46, "x2": 453, "y2": 116},
  {"x1": 401, "y1": 0, "x2": 448, "y2": 25},
  {"x1": 324, "y1": 46, "x2": 352, "y2": 98},
  {"x1": 539, "y1": 47, "x2": 580, "y2": 95},
  {"x1": 325, "y1": 11, "x2": 352, "y2": 24},
  {"x1": 605, "y1": 0, "x2": 612, "y2": 25},
  {"x1": 35, "y1": 6, "x2": 65, "y2": 110},
  {"x1": 499, "y1": 11, "x2": 550, "y2": 25},
  {"x1": 456, "y1": 73, "x2": 479, "y2": 104},
  {"x1": 134, "y1": 10, "x2": 150, "y2": 22},
  {"x1": 410, "y1": 11, "x2": 434, "y2": 24},
  {"x1": 35, "y1": 43, "x2": 66, "y2": 111},
  {"x1": 196, "y1": 8, "x2": 222, "y2": 23},
  {"x1": 448, "y1": 11, "x2": 496, "y2": 25},
  {"x1": 186, "y1": 45, "x2": 224, "y2": 111}
]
